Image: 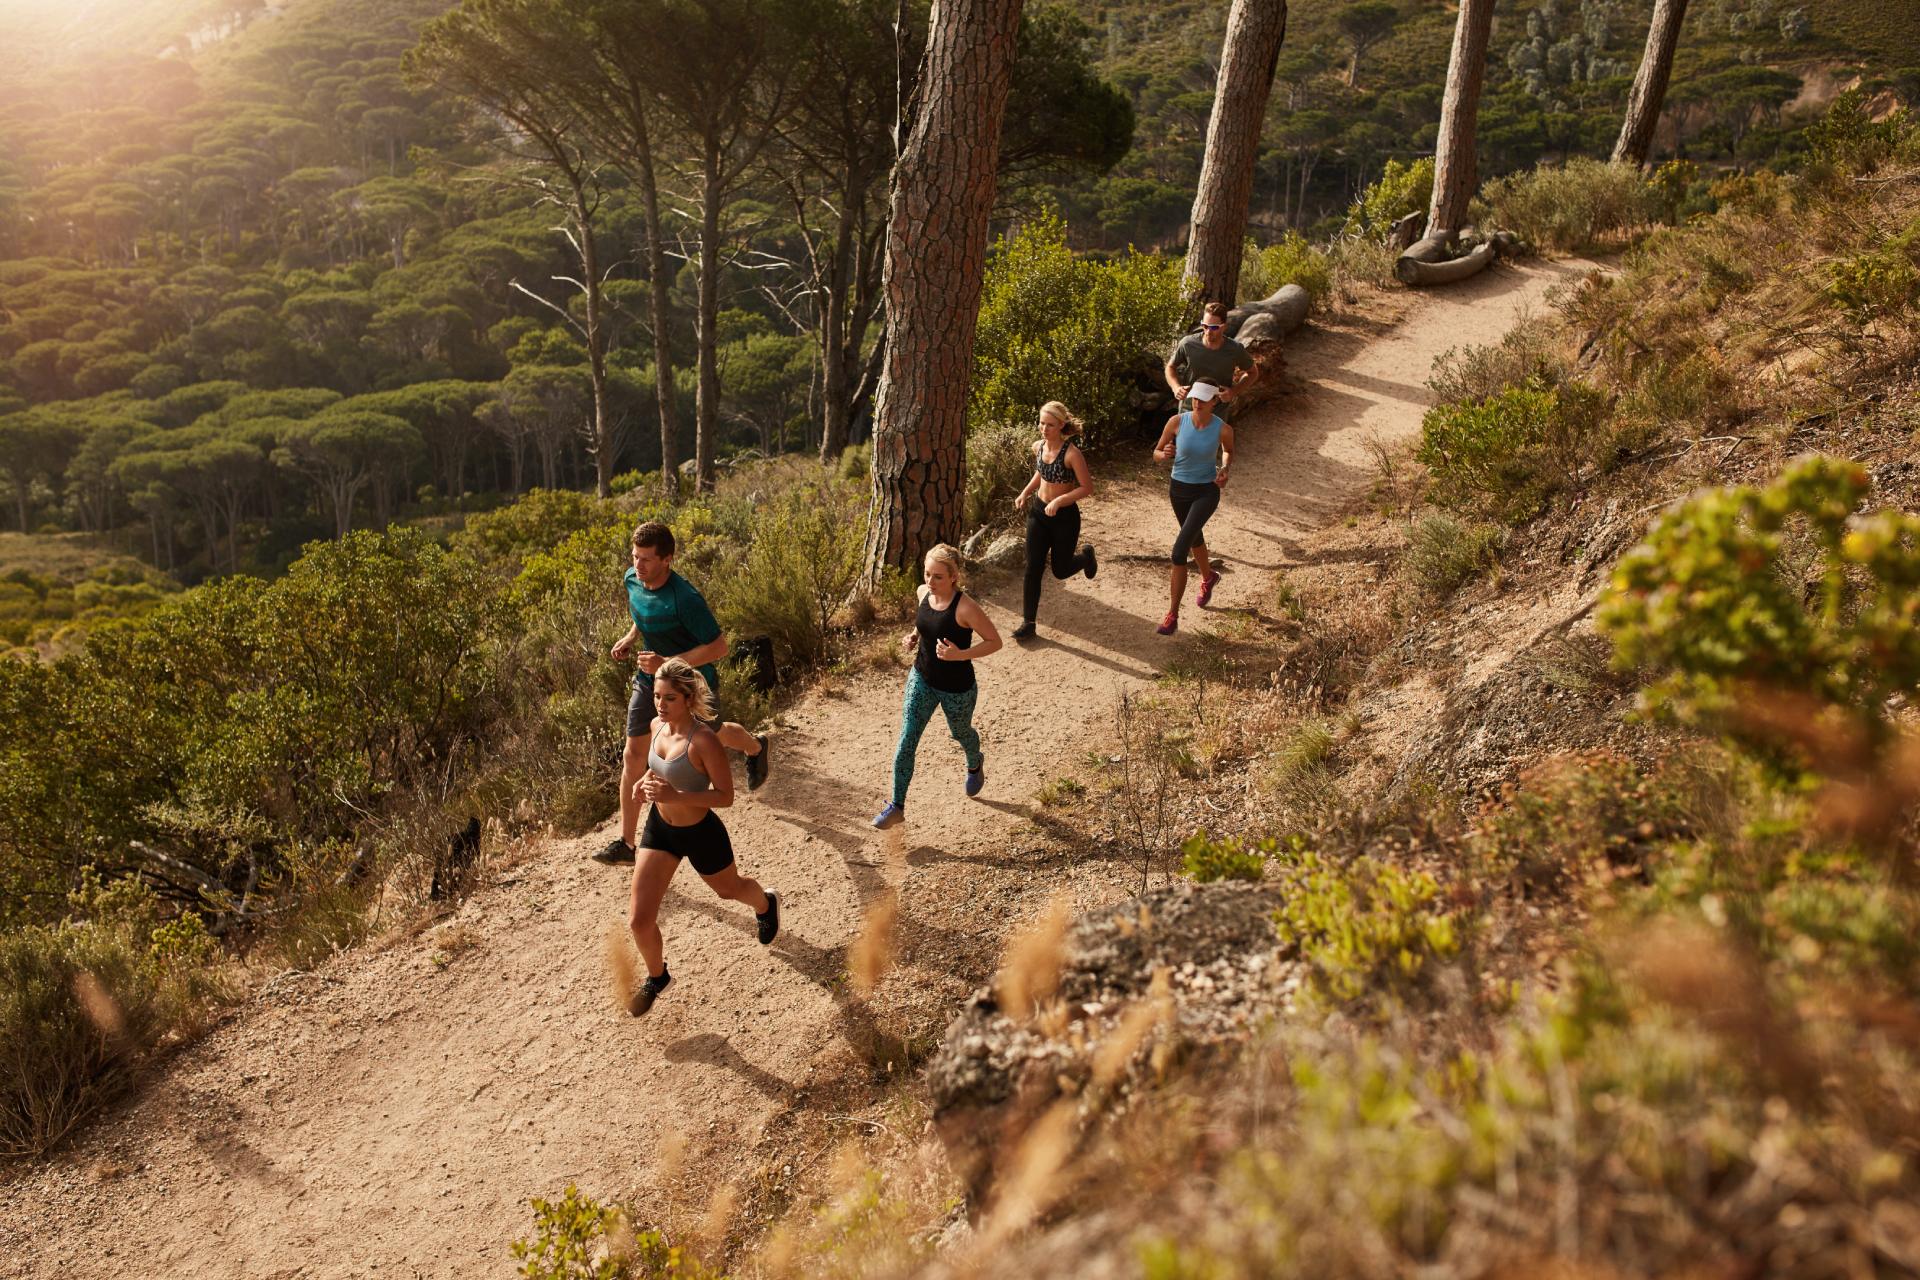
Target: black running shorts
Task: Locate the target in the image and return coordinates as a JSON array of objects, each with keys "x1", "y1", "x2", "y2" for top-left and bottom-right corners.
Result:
[{"x1": 639, "y1": 807, "x2": 735, "y2": 876}]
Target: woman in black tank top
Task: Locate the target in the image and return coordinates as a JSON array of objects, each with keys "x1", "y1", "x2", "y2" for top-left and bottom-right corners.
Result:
[
  {"x1": 872, "y1": 543, "x2": 1003, "y2": 828},
  {"x1": 1009, "y1": 400, "x2": 1097, "y2": 641}
]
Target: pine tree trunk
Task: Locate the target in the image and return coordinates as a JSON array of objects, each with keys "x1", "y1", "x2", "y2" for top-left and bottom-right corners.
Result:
[
  {"x1": 694, "y1": 151, "x2": 722, "y2": 493},
  {"x1": 862, "y1": 0, "x2": 1024, "y2": 582},
  {"x1": 1428, "y1": 0, "x2": 1496, "y2": 241},
  {"x1": 818, "y1": 186, "x2": 856, "y2": 462},
  {"x1": 1181, "y1": 0, "x2": 1288, "y2": 313},
  {"x1": 1613, "y1": 0, "x2": 1689, "y2": 168}
]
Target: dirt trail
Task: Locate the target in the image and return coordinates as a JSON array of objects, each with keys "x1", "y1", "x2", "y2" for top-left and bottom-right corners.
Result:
[{"x1": 0, "y1": 257, "x2": 1592, "y2": 1279}]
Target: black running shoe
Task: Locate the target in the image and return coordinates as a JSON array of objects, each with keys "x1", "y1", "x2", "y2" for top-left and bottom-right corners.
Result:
[
  {"x1": 1012, "y1": 621, "x2": 1037, "y2": 642},
  {"x1": 628, "y1": 969, "x2": 672, "y2": 1016},
  {"x1": 757, "y1": 892, "x2": 780, "y2": 945},
  {"x1": 1082, "y1": 543, "x2": 1098, "y2": 580},
  {"x1": 747, "y1": 734, "x2": 771, "y2": 791},
  {"x1": 593, "y1": 838, "x2": 636, "y2": 865}
]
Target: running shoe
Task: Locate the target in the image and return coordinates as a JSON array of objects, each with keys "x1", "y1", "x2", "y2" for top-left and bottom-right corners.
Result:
[
  {"x1": 1012, "y1": 621, "x2": 1037, "y2": 642},
  {"x1": 747, "y1": 734, "x2": 771, "y2": 791},
  {"x1": 757, "y1": 891, "x2": 780, "y2": 945},
  {"x1": 1157, "y1": 612, "x2": 1178, "y2": 636},
  {"x1": 593, "y1": 838, "x2": 636, "y2": 866},
  {"x1": 1081, "y1": 544, "x2": 1098, "y2": 580},
  {"x1": 627, "y1": 969, "x2": 672, "y2": 1017},
  {"x1": 872, "y1": 802, "x2": 905, "y2": 829},
  {"x1": 965, "y1": 765, "x2": 985, "y2": 797},
  {"x1": 1196, "y1": 570, "x2": 1221, "y2": 608}
]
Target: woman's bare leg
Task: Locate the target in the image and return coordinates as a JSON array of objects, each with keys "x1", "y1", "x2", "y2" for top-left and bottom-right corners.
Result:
[{"x1": 627, "y1": 849, "x2": 679, "y2": 977}]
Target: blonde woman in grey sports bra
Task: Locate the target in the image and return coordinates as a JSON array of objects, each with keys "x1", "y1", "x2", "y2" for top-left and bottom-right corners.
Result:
[{"x1": 623, "y1": 657, "x2": 780, "y2": 1016}]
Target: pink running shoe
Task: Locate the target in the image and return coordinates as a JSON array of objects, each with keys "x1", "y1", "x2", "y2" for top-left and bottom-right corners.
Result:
[
  {"x1": 1157, "y1": 612, "x2": 1178, "y2": 635},
  {"x1": 1196, "y1": 570, "x2": 1221, "y2": 608}
]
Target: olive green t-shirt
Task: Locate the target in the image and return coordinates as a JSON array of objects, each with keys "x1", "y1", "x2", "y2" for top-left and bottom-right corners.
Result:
[{"x1": 1170, "y1": 332, "x2": 1255, "y2": 388}]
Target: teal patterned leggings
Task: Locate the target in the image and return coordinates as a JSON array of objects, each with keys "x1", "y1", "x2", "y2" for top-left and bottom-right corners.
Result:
[{"x1": 891, "y1": 668, "x2": 983, "y2": 805}]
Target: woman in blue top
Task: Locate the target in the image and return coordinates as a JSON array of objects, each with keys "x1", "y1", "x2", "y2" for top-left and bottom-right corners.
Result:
[{"x1": 1150, "y1": 380, "x2": 1235, "y2": 635}]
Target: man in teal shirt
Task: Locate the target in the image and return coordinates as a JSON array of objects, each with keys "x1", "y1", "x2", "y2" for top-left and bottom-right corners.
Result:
[{"x1": 593, "y1": 520, "x2": 770, "y2": 865}]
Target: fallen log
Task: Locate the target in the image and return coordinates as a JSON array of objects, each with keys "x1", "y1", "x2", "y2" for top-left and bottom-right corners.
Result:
[
  {"x1": 1225, "y1": 282, "x2": 1311, "y2": 340},
  {"x1": 1395, "y1": 237, "x2": 1495, "y2": 287}
]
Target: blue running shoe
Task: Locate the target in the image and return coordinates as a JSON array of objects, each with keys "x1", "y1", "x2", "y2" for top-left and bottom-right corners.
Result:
[
  {"x1": 872, "y1": 802, "x2": 905, "y2": 829},
  {"x1": 965, "y1": 765, "x2": 985, "y2": 797}
]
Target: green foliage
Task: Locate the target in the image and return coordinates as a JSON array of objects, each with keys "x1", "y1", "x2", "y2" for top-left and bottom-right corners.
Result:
[
  {"x1": 972, "y1": 212, "x2": 1185, "y2": 451},
  {"x1": 1805, "y1": 88, "x2": 1912, "y2": 175},
  {"x1": 511, "y1": 1185, "x2": 724, "y2": 1280},
  {"x1": 964, "y1": 420, "x2": 1037, "y2": 531},
  {"x1": 1426, "y1": 316, "x2": 1568, "y2": 408},
  {"x1": 1474, "y1": 753, "x2": 1696, "y2": 899},
  {"x1": 1269, "y1": 842, "x2": 1464, "y2": 1005},
  {"x1": 1600, "y1": 455, "x2": 1920, "y2": 758},
  {"x1": 1344, "y1": 157, "x2": 1434, "y2": 238},
  {"x1": 1416, "y1": 380, "x2": 1613, "y2": 522},
  {"x1": 0, "y1": 880, "x2": 228, "y2": 1156},
  {"x1": 1403, "y1": 512, "x2": 1501, "y2": 594},
  {"x1": 1826, "y1": 218, "x2": 1920, "y2": 328},
  {"x1": 1251, "y1": 233, "x2": 1332, "y2": 304},
  {"x1": 1477, "y1": 158, "x2": 1657, "y2": 251},
  {"x1": 1180, "y1": 832, "x2": 1269, "y2": 883},
  {"x1": 712, "y1": 480, "x2": 865, "y2": 671}
]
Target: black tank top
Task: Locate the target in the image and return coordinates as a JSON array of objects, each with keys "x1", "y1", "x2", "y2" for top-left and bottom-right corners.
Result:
[{"x1": 914, "y1": 590, "x2": 976, "y2": 693}]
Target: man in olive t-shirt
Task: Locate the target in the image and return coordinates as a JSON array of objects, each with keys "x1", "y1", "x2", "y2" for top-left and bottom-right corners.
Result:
[{"x1": 1165, "y1": 299, "x2": 1256, "y2": 421}]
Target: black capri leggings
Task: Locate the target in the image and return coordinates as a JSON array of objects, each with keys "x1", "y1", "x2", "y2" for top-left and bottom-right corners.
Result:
[
  {"x1": 1022, "y1": 499, "x2": 1091, "y2": 622},
  {"x1": 1169, "y1": 478, "x2": 1220, "y2": 564}
]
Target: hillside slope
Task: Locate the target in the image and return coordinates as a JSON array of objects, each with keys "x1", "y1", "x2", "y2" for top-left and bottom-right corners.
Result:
[{"x1": 0, "y1": 258, "x2": 1589, "y2": 1277}]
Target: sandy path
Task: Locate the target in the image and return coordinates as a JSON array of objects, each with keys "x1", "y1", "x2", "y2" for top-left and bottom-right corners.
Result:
[{"x1": 0, "y1": 257, "x2": 1591, "y2": 1278}]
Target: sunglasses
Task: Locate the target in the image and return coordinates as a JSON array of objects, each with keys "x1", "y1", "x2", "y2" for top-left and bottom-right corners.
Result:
[{"x1": 1200, "y1": 322, "x2": 1223, "y2": 331}]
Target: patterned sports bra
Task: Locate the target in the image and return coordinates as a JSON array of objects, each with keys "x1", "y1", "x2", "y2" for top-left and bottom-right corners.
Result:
[{"x1": 1035, "y1": 440, "x2": 1077, "y2": 484}]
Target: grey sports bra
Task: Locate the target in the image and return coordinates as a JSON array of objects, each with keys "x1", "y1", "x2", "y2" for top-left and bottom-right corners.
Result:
[{"x1": 648, "y1": 730, "x2": 711, "y2": 793}]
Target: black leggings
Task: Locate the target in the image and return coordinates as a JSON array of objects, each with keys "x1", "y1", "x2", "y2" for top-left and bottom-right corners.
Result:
[
  {"x1": 1022, "y1": 499, "x2": 1091, "y2": 622},
  {"x1": 1169, "y1": 479, "x2": 1220, "y2": 564}
]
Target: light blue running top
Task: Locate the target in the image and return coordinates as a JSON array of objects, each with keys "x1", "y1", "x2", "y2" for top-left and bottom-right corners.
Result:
[
  {"x1": 1170, "y1": 410, "x2": 1223, "y2": 483},
  {"x1": 648, "y1": 730, "x2": 711, "y2": 793}
]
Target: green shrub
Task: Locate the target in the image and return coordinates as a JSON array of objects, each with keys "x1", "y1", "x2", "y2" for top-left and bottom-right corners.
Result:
[
  {"x1": 713, "y1": 480, "x2": 864, "y2": 671},
  {"x1": 1477, "y1": 157, "x2": 1656, "y2": 251},
  {"x1": 1, "y1": 883, "x2": 228, "y2": 1156},
  {"x1": 1269, "y1": 843, "x2": 1464, "y2": 1005},
  {"x1": 1827, "y1": 218, "x2": 1920, "y2": 328},
  {"x1": 1253, "y1": 232, "x2": 1332, "y2": 303},
  {"x1": 1180, "y1": 832, "x2": 1269, "y2": 883},
  {"x1": 964, "y1": 419, "x2": 1036, "y2": 531},
  {"x1": 1599, "y1": 455, "x2": 1920, "y2": 759},
  {"x1": 972, "y1": 212, "x2": 1185, "y2": 451},
  {"x1": 511, "y1": 1185, "x2": 725, "y2": 1279},
  {"x1": 1416, "y1": 380, "x2": 1613, "y2": 522},
  {"x1": 1343, "y1": 157, "x2": 1434, "y2": 239},
  {"x1": 1403, "y1": 512, "x2": 1501, "y2": 594},
  {"x1": 1426, "y1": 316, "x2": 1569, "y2": 407}
]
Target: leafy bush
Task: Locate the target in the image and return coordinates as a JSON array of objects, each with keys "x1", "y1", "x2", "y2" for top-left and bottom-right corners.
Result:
[
  {"x1": 1343, "y1": 157, "x2": 1434, "y2": 238},
  {"x1": 965, "y1": 419, "x2": 1037, "y2": 531},
  {"x1": 972, "y1": 212, "x2": 1185, "y2": 451},
  {"x1": 1600, "y1": 455, "x2": 1920, "y2": 758},
  {"x1": 1, "y1": 880, "x2": 227, "y2": 1155},
  {"x1": 713, "y1": 480, "x2": 865, "y2": 671},
  {"x1": 1827, "y1": 218, "x2": 1920, "y2": 329},
  {"x1": 1416, "y1": 380, "x2": 1613, "y2": 522},
  {"x1": 1477, "y1": 157, "x2": 1656, "y2": 250},
  {"x1": 1180, "y1": 832, "x2": 1268, "y2": 883},
  {"x1": 1475, "y1": 752, "x2": 1696, "y2": 899},
  {"x1": 1253, "y1": 232, "x2": 1333, "y2": 303},
  {"x1": 1269, "y1": 842, "x2": 1464, "y2": 1005},
  {"x1": 511, "y1": 1185, "x2": 724, "y2": 1280},
  {"x1": 1426, "y1": 316, "x2": 1569, "y2": 407},
  {"x1": 1403, "y1": 512, "x2": 1501, "y2": 594}
]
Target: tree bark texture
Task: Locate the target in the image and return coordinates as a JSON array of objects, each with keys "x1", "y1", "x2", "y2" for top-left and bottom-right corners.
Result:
[
  {"x1": 1428, "y1": 0, "x2": 1496, "y2": 240},
  {"x1": 1181, "y1": 0, "x2": 1287, "y2": 313},
  {"x1": 863, "y1": 0, "x2": 1024, "y2": 582},
  {"x1": 694, "y1": 154, "x2": 723, "y2": 491},
  {"x1": 1612, "y1": 0, "x2": 1689, "y2": 167}
]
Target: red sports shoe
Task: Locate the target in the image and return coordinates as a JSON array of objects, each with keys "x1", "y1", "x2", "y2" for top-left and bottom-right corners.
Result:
[
  {"x1": 1196, "y1": 570, "x2": 1221, "y2": 608},
  {"x1": 1156, "y1": 612, "x2": 1178, "y2": 635}
]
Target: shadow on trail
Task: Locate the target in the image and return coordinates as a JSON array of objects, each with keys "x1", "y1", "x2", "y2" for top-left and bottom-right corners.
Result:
[{"x1": 663, "y1": 1033, "x2": 797, "y2": 1099}]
